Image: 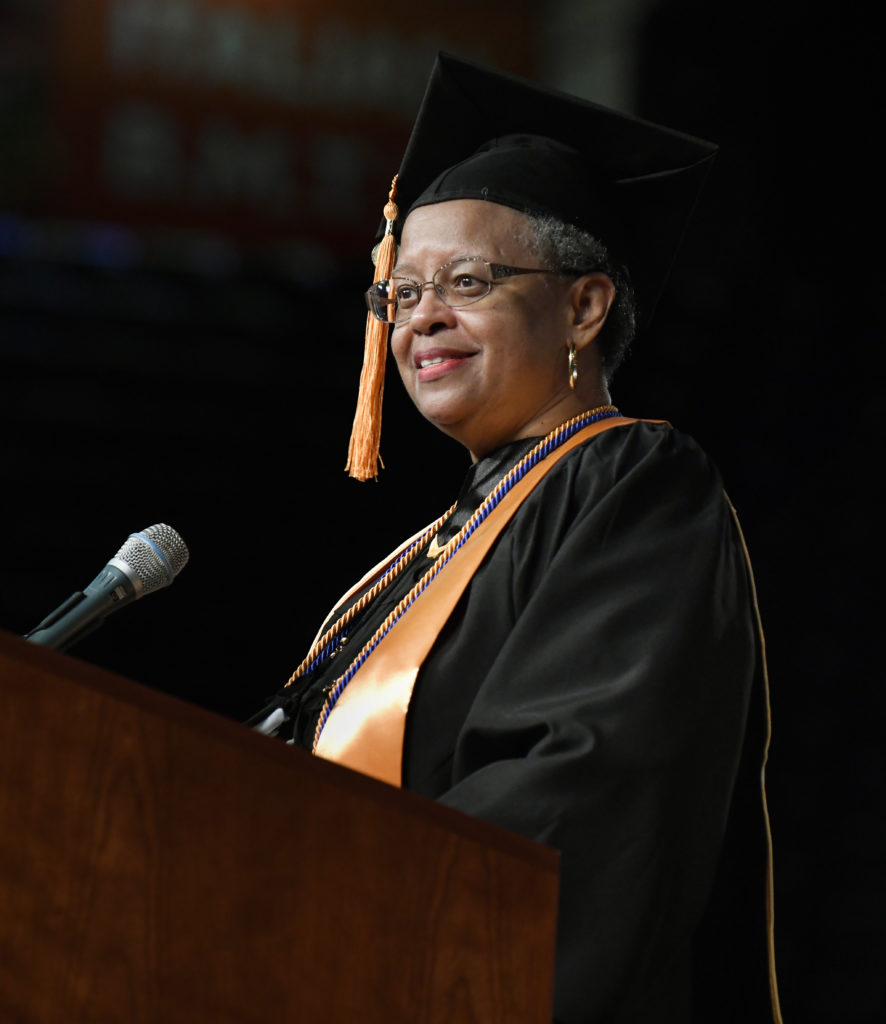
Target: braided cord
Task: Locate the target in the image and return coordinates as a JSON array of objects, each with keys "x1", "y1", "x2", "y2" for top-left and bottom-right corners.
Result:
[
  {"x1": 312, "y1": 406, "x2": 620, "y2": 751},
  {"x1": 284, "y1": 504, "x2": 456, "y2": 686}
]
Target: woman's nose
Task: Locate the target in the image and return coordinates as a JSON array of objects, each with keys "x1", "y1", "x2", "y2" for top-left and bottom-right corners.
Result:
[{"x1": 407, "y1": 286, "x2": 457, "y2": 334}]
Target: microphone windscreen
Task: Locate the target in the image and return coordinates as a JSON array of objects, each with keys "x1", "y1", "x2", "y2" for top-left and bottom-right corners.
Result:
[{"x1": 113, "y1": 524, "x2": 190, "y2": 595}]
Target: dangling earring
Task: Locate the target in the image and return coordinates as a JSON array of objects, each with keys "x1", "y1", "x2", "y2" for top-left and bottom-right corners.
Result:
[{"x1": 568, "y1": 341, "x2": 578, "y2": 390}]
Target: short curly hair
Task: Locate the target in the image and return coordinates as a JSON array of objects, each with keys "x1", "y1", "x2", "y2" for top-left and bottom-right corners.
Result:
[{"x1": 524, "y1": 213, "x2": 639, "y2": 381}]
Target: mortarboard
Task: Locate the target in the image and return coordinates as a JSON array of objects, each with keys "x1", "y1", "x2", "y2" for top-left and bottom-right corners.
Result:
[{"x1": 346, "y1": 52, "x2": 718, "y2": 480}]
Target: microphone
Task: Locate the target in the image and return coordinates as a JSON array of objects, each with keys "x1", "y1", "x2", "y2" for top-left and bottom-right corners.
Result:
[{"x1": 25, "y1": 523, "x2": 189, "y2": 652}]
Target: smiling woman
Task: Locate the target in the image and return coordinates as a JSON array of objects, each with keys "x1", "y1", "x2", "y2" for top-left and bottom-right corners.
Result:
[
  {"x1": 388, "y1": 201, "x2": 615, "y2": 459},
  {"x1": 247, "y1": 53, "x2": 780, "y2": 1024}
]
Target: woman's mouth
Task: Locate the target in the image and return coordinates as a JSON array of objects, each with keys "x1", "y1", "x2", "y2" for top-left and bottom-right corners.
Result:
[{"x1": 415, "y1": 350, "x2": 475, "y2": 382}]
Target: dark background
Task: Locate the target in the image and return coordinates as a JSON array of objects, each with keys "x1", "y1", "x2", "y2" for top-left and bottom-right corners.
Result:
[{"x1": 1, "y1": 1, "x2": 882, "y2": 1020}]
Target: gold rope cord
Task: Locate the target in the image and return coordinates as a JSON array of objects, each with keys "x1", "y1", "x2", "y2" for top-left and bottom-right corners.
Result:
[
  {"x1": 312, "y1": 406, "x2": 619, "y2": 753},
  {"x1": 283, "y1": 504, "x2": 456, "y2": 689}
]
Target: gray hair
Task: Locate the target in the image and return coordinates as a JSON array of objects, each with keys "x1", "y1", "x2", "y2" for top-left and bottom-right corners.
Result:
[{"x1": 524, "y1": 213, "x2": 638, "y2": 381}]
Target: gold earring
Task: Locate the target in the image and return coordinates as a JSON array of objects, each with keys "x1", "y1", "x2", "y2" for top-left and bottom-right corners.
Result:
[{"x1": 568, "y1": 341, "x2": 578, "y2": 390}]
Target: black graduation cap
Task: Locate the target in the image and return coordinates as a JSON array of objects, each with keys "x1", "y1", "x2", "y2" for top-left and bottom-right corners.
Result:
[
  {"x1": 382, "y1": 51, "x2": 718, "y2": 326},
  {"x1": 347, "y1": 52, "x2": 717, "y2": 481}
]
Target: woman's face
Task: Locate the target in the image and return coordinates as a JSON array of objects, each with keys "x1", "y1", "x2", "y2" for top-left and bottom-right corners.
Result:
[{"x1": 390, "y1": 200, "x2": 579, "y2": 460}]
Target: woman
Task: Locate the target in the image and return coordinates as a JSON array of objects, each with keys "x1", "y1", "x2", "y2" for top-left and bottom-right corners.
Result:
[{"x1": 250, "y1": 54, "x2": 777, "y2": 1024}]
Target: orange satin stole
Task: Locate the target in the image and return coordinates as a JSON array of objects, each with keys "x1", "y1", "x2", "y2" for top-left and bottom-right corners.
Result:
[{"x1": 314, "y1": 416, "x2": 640, "y2": 786}]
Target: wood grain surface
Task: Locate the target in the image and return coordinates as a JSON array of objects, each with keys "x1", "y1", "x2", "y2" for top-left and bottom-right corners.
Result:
[{"x1": 0, "y1": 631, "x2": 558, "y2": 1023}]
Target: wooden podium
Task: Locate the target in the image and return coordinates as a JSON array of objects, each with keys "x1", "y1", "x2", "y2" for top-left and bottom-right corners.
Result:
[{"x1": 0, "y1": 631, "x2": 558, "y2": 1023}]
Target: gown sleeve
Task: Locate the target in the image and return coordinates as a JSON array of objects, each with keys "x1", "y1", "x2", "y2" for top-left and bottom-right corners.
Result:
[{"x1": 402, "y1": 422, "x2": 760, "y2": 1024}]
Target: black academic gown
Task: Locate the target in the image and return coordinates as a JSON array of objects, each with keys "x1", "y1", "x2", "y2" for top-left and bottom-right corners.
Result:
[{"x1": 257, "y1": 421, "x2": 772, "y2": 1023}]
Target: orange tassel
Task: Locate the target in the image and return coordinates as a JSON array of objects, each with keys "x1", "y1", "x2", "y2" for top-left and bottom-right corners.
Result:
[{"x1": 346, "y1": 176, "x2": 399, "y2": 481}]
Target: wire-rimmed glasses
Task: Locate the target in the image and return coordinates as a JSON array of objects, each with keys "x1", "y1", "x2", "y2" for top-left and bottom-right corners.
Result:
[{"x1": 365, "y1": 256, "x2": 563, "y2": 325}]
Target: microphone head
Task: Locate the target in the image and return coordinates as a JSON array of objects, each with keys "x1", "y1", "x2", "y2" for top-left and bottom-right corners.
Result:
[{"x1": 113, "y1": 523, "x2": 190, "y2": 595}]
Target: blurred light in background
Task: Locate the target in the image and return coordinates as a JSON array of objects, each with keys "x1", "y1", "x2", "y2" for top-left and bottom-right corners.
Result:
[{"x1": 2, "y1": 0, "x2": 541, "y2": 275}]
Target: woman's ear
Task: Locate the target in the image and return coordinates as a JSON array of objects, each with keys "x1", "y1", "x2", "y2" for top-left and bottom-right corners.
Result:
[{"x1": 569, "y1": 274, "x2": 615, "y2": 350}]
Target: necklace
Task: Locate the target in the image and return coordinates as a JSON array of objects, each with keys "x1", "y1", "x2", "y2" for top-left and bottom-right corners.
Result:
[{"x1": 307, "y1": 404, "x2": 620, "y2": 751}]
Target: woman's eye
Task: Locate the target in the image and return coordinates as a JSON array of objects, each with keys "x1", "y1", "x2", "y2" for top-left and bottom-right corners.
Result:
[{"x1": 452, "y1": 274, "x2": 485, "y2": 293}]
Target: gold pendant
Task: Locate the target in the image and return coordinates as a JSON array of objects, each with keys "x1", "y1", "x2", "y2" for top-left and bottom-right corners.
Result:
[{"x1": 426, "y1": 534, "x2": 445, "y2": 560}]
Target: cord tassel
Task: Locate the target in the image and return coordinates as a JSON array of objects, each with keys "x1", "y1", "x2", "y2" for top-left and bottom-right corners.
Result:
[{"x1": 346, "y1": 177, "x2": 399, "y2": 481}]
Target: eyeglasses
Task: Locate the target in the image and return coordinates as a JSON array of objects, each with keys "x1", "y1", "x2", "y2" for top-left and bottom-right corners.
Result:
[{"x1": 364, "y1": 256, "x2": 564, "y2": 325}]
